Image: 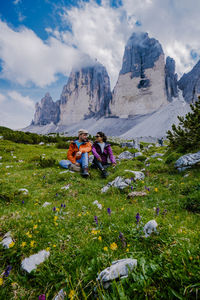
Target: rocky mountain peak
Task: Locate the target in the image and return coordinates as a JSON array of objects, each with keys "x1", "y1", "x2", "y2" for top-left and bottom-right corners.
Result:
[
  {"x1": 178, "y1": 59, "x2": 200, "y2": 103},
  {"x1": 165, "y1": 56, "x2": 178, "y2": 101}
]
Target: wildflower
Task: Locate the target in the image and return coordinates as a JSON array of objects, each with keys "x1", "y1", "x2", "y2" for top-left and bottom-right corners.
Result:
[
  {"x1": 56, "y1": 208, "x2": 60, "y2": 212},
  {"x1": 0, "y1": 278, "x2": 3, "y2": 286},
  {"x1": 46, "y1": 247, "x2": 50, "y2": 251},
  {"x1": 54, "y1": 222, "x2": 58, "y2": 226},
  {"x1": 61, "y1": 204, "x2": 63, "y2": 207},
  {"x1": 4, "y1": 265, "x2": 12, "y2": 277},
  {"x1": 54, "y1": 216, "x2": 58, "y2": 221},
  {"x1": 110, "y1": 242, "x2": 118, "y2": 251},
  {"x1": 53, "y1": 244, "x2": 56, "y2": 247},
  {"x1": 53, "y1": 207, "x2": 56, "y2": 211},
  {"x1": 136, "y1": 213, "x2": 141, "y2": 224},
  {"x1": 126, "y1": 248, "x2": 129, "y2": 252},
  {"x1": 21, "y1": 242, "x2": 27, "y2": 247},
  {"x1": 39, "y1": 294, "x2": 46, "y2": 300},
  {"x1": 131, "y1": 186, "x2": 133, "y2": 191},
  {"x1": 91, "y1": 229, "x2": 98, "y2": 235},
  {"x1": 121, "y1": 207, "x2": 124, "y2": 211},
  {"x1": 22, "y1": 200, "x2": 25, "y2": 204},
  {"x1": 119, "y1": 232, "x2": 126, "y2": 248},
  {"x1": 30, "y1": 241, "x2": 36, "y2": 247},
  {"x1": 26, "y1": 232, "x2": 32, "y2": 238},
  {"x1": 63, "y1": 204, "x2": 66, "y2": 208},
  {"x1": 78, "y1": 213, "x2": 81, "y2": 217},
  {"x1": 145, "y1": 186, "x2": 150, "y2": 191},
  {"x1": 103, "y1": 246, "x2": 108, "y2": 251},
  {"x1": 154, "y1": 187, "x2": 158, "y2": 192},
  {"x1": 107, "y1": 208, "x2": 111, "y2": 215},
  {"x1": 69, "y1": 290, "x2": 75, "y2": 299},
  {"x1": 33, "y1": 225, "x2": 38, "y2": 229},
  {"x1": 94, "y1": 216, "x2": 98, "y2": 225},
  {"x1": 156, "y1": 207, "x2": 159, "y2": 216},
  {"x1": 9, "y1": 241, "x2": 15, "y2": 248},
  {"x1": 141, "y1": 181, "x2": 144, "y2": 183},
  {"x1": 98, "y1": 236, "x2": 102, "y2": 241},
  {"x1": 130, "y1": 177, "x2": 134, "y2": 181},
  {"x1": 162, "y1": 209, "x2": 167, "y2": 215},
  {"x1": 56, "y1": 193, "x2": 58, "y2": 197},
  {"x1": 43, "y1": 176, "x2": 46, "y2": 179}
]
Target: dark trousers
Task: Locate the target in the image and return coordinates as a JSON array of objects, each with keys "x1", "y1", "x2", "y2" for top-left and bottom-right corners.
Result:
[{"x1": 93, "y1": 157, "x2": 109, "y2": 171}]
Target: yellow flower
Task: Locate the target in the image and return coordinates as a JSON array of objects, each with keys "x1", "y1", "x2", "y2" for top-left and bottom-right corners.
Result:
[
  {"x1": 127, "y1": 244, "x2": 130, "y2": 247},
  {"x1": 21, "y1": 242, "x2": 27, "y2": 247},
  {"x1": 0, "y1": 278, "x2": 3, "y2": 286},
  {"x1": 54, "y1": 222, "x2": 58, "y2": 226},
  {"x1": 46, "y1": 247, "x2": 50, "y2": 251},
  {"x1": 78, "y1": 213, "x2": 82, "y2": 217},
  {"x1": 141, "y1": 181, "x2": 144, "y2": 183},
  {"x1": 98, "y1": 236, "x2": 102, "y2": 241},
  {"x1": 33, "y1": 225, "x2": 38, "y2": 229},
  {"x1": 53, "y1": 244, "x2": 56, "y2": 247},
  {"x1": 26, "y1": 232, "x2": 32, "y2": 238},
  {"x1": 181, "y1": 182, "x2": 184, "y2": 185},
  {"x1": 126, "y1": 248, "x2": 129, "y2": 252},
  {"x1": 56, "y1": 208, "x2": 60, "y2": 212},
  {"x1": 121, "y1": 207, "x2": 124, "y2": 211},
  {"x1": 9, "y1": 241, "x2": 15, "y2": 248},
  {"x1": 154, "y1": 188, "x2": 158, "y2": 192},
  {"x1": 54, "y1": 216, "x2": 58, "y2": 221},
  {"x1": 110, "y1": 242, "x2": 118, "y2": 251},
  {"x1": 30, "y1": 241, "x2": 36, "y2": 247},
  {"x1": 91, "y1": 229, "x2": 98, "y2": 235},
  {"x1": 69, "y1": 290, "x2": 75, "y2": 299},
  {"x1": 103, "y1": 246, "x2": 108, "y2": 251}
]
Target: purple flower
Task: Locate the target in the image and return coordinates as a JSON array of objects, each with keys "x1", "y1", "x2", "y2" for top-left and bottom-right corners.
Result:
[
  {"x1": 162, "y1": 209, "x2": 167, "y2": 215},
  {"x1": 136, "y1": 213, "x2": 141, "y2": 224},
  {"x1": 131, "y1": 186, "x2": 133, "y2": 191},
  {"x1": 22, "y1": 200, "x2": 25, "y2": 204},
  {"x1": 130, "y1": 177, "x2": 134, "y2": 181},
  {"x1": 63, "y1": 204, "x2": 66, "y2": 208},
  {"x1": 119, "y1": 232, "x2": 126, "y2": 248},
  {"x1": 43, "y1": 176, "x2": 46, "y2": 179},
  {"x1": 53, "y1": 207, "x2": 56, "y2": 211},
  {"x1": 156, "y1": 207, "x2": 159, "y2": 216},
  {"x1": 4, "y1": 265, "x2": 12, "y2": 277},
  {"x1": 61, "y1": 204, "x2": 63, "y2": 208},
  {"x1": 94, "y1": 216, "x2": 98, "y2": 225},
  {"x1": 107, "y1": 208, "x2": 111, "y2": 215},
  {"x1": 39, "y1": 295, "x2": 46, "y2": 300},
  {"x1": 145, "y1": 186, "x2": 150, "y2": 192},
  {"x1": 56, "y1": 193, "x2": 58, "y2": 197}
]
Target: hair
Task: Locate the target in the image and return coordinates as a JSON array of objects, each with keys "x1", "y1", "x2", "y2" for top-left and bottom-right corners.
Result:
[{"x1": 97, "y1": 131, "x2": 107, "y2": 142}]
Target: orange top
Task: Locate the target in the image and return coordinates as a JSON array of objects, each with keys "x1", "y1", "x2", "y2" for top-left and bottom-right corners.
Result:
[{"x1": 67, "y1": 140, "x2": 92, "y2": 164}]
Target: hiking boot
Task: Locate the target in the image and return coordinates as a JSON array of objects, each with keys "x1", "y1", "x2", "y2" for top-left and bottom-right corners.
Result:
[
  {"x1": 101, "y1": 169, "x2": 108, "y2": 178},
  {"x1": 81, "y1": 167, "x2": 89, "y2": 177},
  {"x1": 69, "y1": 164, "x2": 81, "y2": 172}
]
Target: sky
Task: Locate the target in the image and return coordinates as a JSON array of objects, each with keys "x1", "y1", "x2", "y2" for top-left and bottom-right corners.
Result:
[{"x1": 0, "y1": 0, "x2": 200, "y2": 129}]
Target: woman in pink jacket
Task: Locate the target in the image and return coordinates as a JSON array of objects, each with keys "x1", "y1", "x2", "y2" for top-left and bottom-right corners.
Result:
[{"x1": 92, "y1": 132, "x2": 116, "y2": 178}]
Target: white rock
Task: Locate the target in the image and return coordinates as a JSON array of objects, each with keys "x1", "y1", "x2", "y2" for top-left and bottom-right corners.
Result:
[
  {"x1": 42, "y1": 202, "x2": 51, "y2": 207},
  {"x1": 18, "y1": 188, "x2": 29, "y2": 195},
  {"x1": 93, "y1": 200, "x2": 102, "y2": 210},
  {"x1": 39, "y1": 142, "x2": 45, "y2": 145},
  {"x1": 124, "y1": 170, "x2": 145, "y2": 180},
  {"x1": 21, "y1": 250, "x2": 50, "y2": 273},
  {"x1": 134, "y1": 152, "x2": 143, "y2": 157},
  {"x1": 61, "y1": 184, "x2": 70, "y2": 190},
  {"x1": 143, "y1": 220, "x2": 158, "y2": 237},
  {"x1": 97, "y1": 258, "x2": 137, "y2": 289},
  {"x1": 0, "y1": 156, "x2": 2, "y2": 160},
  {"x1": 118, "y1": 151, "x2": 134, "y2": 160},
  {"x1": 53, "y1": 289, "x2": 65, "y2": 300},
  {"x1": 157, "y1": 158, "x2": 163, "y2": 161},
  {"x1": 0, "y1": 232, "x2": 13, "y2": 249},
  {"x1": 151, "y1": 153, "x2": 164, "y2": 158},
  {"x1": 5, "y1": 165, "x2": 13, "y2": 168}
]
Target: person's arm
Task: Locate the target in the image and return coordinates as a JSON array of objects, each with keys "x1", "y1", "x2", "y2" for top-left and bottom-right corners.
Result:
[
  {"x1": 67, "y1": 143, "x2": 76, "y2": 164},
  {"x1": 92, "y1": 144, "x2": 101, "y2": 159},
  {"x1": 107, "y1": 145, "x2": 116, "y2": 164}
]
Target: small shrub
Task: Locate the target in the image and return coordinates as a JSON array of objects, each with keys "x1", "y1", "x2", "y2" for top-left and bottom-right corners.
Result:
[
  {"x1": 183, "y1": 193, "x2": 200, "y2": 212},
  {"x1": 39, "y1": 156, "x2": 56, "y2": 168},
  {"x1": 56, "y1": 141, "x2": 70, "y2": 149},
  {"x1": 135, "y1": 155, "x2": 146, "y2": 162},
  {"x1": 165, "y1": 152, "x2": 181, "y2": 164}
]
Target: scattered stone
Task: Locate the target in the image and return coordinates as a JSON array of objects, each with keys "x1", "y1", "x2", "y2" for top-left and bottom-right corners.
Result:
[
  {"x1": 21, "y1": 250, "x2": 50, "y2": 273},
  {"x1": 184, "y1": 173, "x2": 189, "y2": 177},
  {"x1": 118, "y1": 151, "x2": 134, "y2": 160},
  {"x1": 157, "y1": 158, "x2": 163, "y2": 161},
  {"x1": 42, "y1": 202, "x2": 51, "y2": 207},
  {"x1": 93, "y1": 200, "x2": 102, "y2": 210},
  {"x1": 124, "y1": 170, "x2": 145, "y2": 181},
  {"x1": 101, "y1": 176, "x2": 132, "y2": 193},
  {"x1": 134, "y1": 152, "x2": 143, "y2": 157},
  {"x1": 5, "y1": 165, "x2": 13, "y2": 168},
  {"x1": 61, "y1": 184, "x2": 70, "y2": 190},
  {"x1": 18, "y1": 160, "x2": 24, "y2": 163},
  {"x1": 0, "y1": 136, "x2": 3, "y2": 139},
  {"x1": 0, "y1": 232, "x2": 13, "y2": 249},
  {"x1": 97, "y1": 258, "x2": 137, "y2": 289},
  {"x1": 89, "y1": 155, "x2": 94, "y2": 164},
  {"x1": 175, "y1": 151, "x2": 200, "y2": 171},
  {"x1": 151, "y1": 153, "x2": 164, "y2": 158},
  {"x1": 59, "y1": 170, "x2": 74, "y2": 174},
  {"x1": 53, "y1": 288, "x2": 65, "y2": 300},
  {"x1": 18, "y1": 188, "x2": 29, "y2": 195},
  {"x1": 0, "y1": 156, "x2": 2, "y2": 160},
  {"x1": 128, "y1": 191, "x2": 147, "y2": 198},
  {"x1": 148, "y1": 144, "x2": 153, "y2": 148},
  {"x1": 39, "y1": 142, "x2": 45, "y2": 145},
  {"x1": 143, "y1": 220, "x2": 158, "y2": 237}
]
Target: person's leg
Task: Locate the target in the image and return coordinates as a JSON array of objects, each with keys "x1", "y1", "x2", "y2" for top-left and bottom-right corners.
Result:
[
  {"x1": 59, "y1": 160, "x2": 72, "y2": 169},
  {"x1": 78, "y1": 153, "x2": 89, "y2": 177},
  {"x1": 93, "y1": 157, "x2": 108, "y2": 178}
]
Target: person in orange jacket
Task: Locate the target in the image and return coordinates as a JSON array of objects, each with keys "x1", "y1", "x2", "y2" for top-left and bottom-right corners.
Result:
[{"x1": 59, "y1": 129, "x2": 92, "y2": 177}]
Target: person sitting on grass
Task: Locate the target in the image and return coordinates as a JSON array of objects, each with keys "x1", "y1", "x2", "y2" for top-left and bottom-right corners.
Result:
[
  {"x1": 59, "y1": 129, "x2": 92, "y2": 177},
  {"x1": 92, "y1": 132, "x2": 116, "y2": 178}
]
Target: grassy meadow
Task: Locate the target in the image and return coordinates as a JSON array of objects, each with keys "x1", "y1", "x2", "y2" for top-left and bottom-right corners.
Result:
[{"x1": 0, "y1": 138, "x2": 200, "y2": 299}]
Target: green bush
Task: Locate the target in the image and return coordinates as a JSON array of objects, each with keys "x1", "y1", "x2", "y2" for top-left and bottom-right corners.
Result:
[
  {"x1": 56, "y1": 141, "x2": 71, "y2": 149},
  {"x1": 39, "y1": 156, "x2": 56, "y2": 168},
  {"x1": 183, "y1": 193, "x2": 200, "y2": 212}
]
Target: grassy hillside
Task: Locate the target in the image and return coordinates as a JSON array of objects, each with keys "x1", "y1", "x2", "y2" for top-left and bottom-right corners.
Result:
[{"x1": 0, "y1": 139, "x2": 199, "y2": 299}]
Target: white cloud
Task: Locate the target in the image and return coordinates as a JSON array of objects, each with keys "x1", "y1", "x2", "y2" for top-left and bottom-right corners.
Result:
[
  {"x1": 7, "y1": 91, "x2": 35, "y2": 109},
  {"x1": 13, "y1": 0, "x2": 21, "y2": 5},
  {"x1": 0, "y1": 93, "x2": 6, "y2": 104}
]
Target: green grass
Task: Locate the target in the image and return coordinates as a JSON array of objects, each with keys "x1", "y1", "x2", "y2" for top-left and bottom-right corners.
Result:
[{"x1": 0, "y1": 140, "x2": 200, "y2": 299}]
